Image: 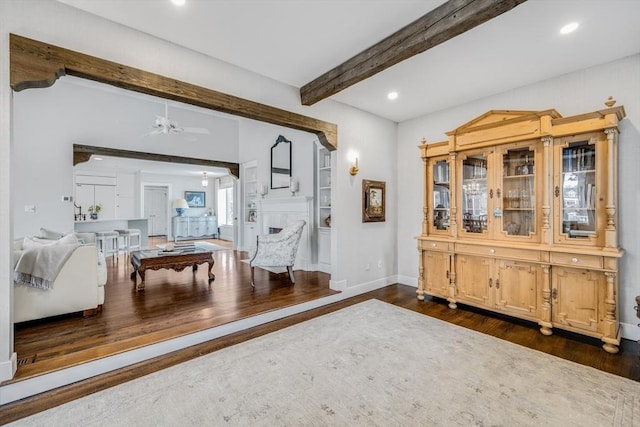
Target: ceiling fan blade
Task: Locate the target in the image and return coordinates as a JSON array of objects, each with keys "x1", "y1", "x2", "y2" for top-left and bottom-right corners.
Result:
[
  {"x1": 181, "y1": 127, "x2": 211, "y2": 135},
  {"x1": 144, "y1": 128, "x2": 165, "y2": 137}
]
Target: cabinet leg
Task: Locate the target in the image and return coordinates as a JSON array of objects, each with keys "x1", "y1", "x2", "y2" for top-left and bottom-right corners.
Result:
[
  {"x1": 539, "y1": 325, "x2": 553, "y2": 336},
  {"x1": 602, "y1": 343, "x2": 619, "y2": 354},
  {"x1": 447, "y1": 299, "x2": 457, "y2": 309}
]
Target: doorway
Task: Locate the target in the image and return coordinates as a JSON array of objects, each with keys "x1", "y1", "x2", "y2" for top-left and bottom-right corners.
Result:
[
  {"x1": 143, "y1": 185, "x2": 169, "y2": 237},
  {"x1": 217, "y1": 175, "x2": 236, "y2": 244}
]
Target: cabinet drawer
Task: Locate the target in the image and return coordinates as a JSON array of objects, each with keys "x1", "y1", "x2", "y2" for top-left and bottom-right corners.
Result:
[
  {"x1": 456, "y1": 243, "x2": 541, "y2": 262},
  {"x1": 551, "y1": 253, "x2": 603, "y2": 269},
  {"x1": 420, "y1": 241, "x2": 452, "y2": 251}
]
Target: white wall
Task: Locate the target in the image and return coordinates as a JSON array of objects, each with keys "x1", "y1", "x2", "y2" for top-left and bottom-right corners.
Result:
[
  {"x1": 239, "y1": 120, "x2": 317, "y2": 199},
  {"x1": 397, "y1": 54, "x2": 640, "y2": 338},
  {"x1": 0, "y1": 0, "x2": 398, "y2": 381}
]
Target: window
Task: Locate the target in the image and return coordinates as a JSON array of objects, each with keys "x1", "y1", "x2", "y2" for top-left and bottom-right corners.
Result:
[{"x1": 217, "y1": 177, "x2": 234, "y2": 226}]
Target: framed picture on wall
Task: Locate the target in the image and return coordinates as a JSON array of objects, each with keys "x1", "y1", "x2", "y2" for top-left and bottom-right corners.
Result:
[
  {"x1": 185, "y1": 191, "x2": 205, "y2": 208},
  {"x1": 362, "y1": 179, "x2": 385, "y2": 222}
]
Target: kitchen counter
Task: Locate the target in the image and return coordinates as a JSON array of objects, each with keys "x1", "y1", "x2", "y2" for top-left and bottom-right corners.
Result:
[{"x1": 74, "y1": 218, "x2": 149, "y2": 248}]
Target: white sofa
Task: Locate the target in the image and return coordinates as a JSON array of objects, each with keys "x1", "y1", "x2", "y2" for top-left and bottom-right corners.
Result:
[{"x1": 13, "y1": 232, "x2": 108, "y2": 323}]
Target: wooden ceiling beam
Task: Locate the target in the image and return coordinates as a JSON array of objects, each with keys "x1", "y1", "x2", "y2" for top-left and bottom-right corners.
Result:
[
  {"x1": 300, "y1": 0, "x2": 527, "y2": 106},
  {"x1": 10, "y1": 34, "x2": 338, "y2": 151},
  {"x1": 73, "y1": 144, "x2": 240, "y2": 179}
]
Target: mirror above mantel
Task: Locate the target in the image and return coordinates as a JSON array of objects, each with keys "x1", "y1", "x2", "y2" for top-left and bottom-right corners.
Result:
[{"x1": 271, "y1": 135, "x2": 292, "y2": 189}]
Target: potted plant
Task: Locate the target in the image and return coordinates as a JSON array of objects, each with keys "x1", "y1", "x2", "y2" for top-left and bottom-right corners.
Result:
[{"x1": 88, "y1": 204, "x2": 102, "y2": 220}]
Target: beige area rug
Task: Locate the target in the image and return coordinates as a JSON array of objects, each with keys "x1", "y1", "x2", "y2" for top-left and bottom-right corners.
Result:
[{"x1": 12, "y1": 300, "x2": 640, "y2": 426}]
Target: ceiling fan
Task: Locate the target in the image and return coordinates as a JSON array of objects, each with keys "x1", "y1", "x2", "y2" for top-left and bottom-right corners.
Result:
[{"x1": 148, "y1": 102, "x2": 211, "y2": 136}]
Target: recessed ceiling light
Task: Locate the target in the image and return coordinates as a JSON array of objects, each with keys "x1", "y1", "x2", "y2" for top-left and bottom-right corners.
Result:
[
  {"x1": 387, "y1": 91, "x2": 398, "y2": 101},
  {"x1": 93, "y1": 157, "x2": 103, "y2": 161},
  {"x1": 560, "y1": 22, "x2": 579, "y2": 35},
  {"x1": 171, "y1": 0, "x2": 186, "y2": 6}
]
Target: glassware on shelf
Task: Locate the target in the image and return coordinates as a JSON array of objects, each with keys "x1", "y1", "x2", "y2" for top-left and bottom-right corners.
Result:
[{"x1": 501, "y1": 148, "x2": 536, "y2": 237}]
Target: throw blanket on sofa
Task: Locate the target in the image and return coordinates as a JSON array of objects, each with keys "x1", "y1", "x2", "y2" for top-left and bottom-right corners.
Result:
[{"x1": 14, "y1": 243, "x2": 80, "y2": 290}]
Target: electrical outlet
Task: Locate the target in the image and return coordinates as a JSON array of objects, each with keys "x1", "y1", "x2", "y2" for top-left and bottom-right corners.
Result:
[
  {"x1": 24, "y1": 205, "x2": 36, "y2": 213},
  {"x1": 61, "y1": 195, "x2": 74, "y2": 202}
]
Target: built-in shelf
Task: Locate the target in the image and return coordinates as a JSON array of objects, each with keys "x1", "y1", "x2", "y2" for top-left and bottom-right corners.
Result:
[{"x1": 317, "y1": 147, "x2": 331, "y2": 270}]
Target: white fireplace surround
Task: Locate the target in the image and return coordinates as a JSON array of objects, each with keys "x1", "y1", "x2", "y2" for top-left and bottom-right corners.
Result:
[{"x1": 257, "y1": 196, "x2": 313, "y2": 271}]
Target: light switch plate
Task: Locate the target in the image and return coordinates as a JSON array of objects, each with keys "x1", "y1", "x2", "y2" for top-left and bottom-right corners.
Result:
[{"x1": 24, "y1": 205, "x2": 36, "y2": 213}]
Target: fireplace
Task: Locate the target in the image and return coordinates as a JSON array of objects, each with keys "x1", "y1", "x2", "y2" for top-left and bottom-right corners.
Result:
[{"x1": 257, "y1": 196, "x2": 313, "y2": 271}]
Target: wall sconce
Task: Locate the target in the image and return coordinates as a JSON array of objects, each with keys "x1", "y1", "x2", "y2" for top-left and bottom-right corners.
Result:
[
  {"x1": 348, "y1": 150, "x2": 359, "y2": 176},
  {"x1": 201, "y1": 172, "x2": 209, "y2": 187},
  {"x1": 258, "y1": 182, "x2": 268, "y2": 198},
  {"x1": 172, "y1": 198, "x2": 189, "y2": 216}
]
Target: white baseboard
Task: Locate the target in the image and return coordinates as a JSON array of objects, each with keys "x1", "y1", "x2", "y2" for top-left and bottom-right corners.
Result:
[
  {"x1": 397, "y1": 275, "x2": 417, "y2": 287},
  {"x1": 329, "y1": 279, "x2": 346, "y2": 291},
  {"x1": 339, "y1": 276, "x2": 395, "y2": 297},
  {"x1": 0, "y1": 352, "x2": 17, "y2": 383},
  {"x1": 621, "y1": 322, "x2": 640, "y2": 341}
]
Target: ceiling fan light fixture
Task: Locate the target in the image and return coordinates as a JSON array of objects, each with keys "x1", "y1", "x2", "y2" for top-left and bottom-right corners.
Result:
[
  {"x1": 387, "y1": 91, "x2": 399, "y2": 101},
  {"x1": 202, "y1": 172, "x2": 209, "y2": 187},
  {"x1": 560, "y1": 22, "x2": 579, "y2": 35}
]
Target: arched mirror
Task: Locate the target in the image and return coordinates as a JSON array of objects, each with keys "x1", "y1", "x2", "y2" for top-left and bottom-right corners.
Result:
[{"x1": 271, "y1": 135, "x2": 292, "y2": 189}]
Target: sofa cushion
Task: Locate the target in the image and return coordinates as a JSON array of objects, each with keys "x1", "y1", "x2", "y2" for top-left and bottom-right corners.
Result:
[{"x1": 75, "y1": 232, "x2": 97, "y2": 245}]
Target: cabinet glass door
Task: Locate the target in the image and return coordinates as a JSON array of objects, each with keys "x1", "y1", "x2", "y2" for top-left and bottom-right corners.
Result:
[
  {"x1": 560, "y1": 141, "x2": 596, "y2": 238},
  {"x1": 461, "y1": 154, "x2": 488, "y2": 234},
  {"x1": 432, "y1": 159, "x2": 450, "y2": 231},
  {"x1": 501, "y1": 148, "x2": 535, "y2": 236}
]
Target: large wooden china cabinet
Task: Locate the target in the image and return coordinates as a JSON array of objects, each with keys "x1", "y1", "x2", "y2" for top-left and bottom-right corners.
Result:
[{"x1": 417, "y1": 98, "x2": 625, "y2": 353}]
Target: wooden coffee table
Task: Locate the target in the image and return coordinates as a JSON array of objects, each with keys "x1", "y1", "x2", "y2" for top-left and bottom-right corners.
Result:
[{"x1": 130, "y1": 249, "x2": 215, "y2": 291}]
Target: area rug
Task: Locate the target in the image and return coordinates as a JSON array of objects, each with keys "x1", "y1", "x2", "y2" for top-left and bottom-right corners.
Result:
[
  {"x1": 12, "y1": 300, "x2": 640, "y2": 426},
  {"x1": 156, "y1": 241, "x2": 229, "y2": 251}
]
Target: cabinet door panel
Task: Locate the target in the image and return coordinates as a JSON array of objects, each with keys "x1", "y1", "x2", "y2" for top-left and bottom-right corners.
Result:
[
  {"x1": 423, "y1": 251, "x2": 450, "y2": 298},
  {"x1": 75, "y1": 184, "x2": 94, "y2": 214},
  {"x1": 552, "y1": 267, "x2": 605, "y2": 333},
  {"x1": 455, "y1": 255, "x2": 491, "y2": 307},
  {"x1": 459, "y1": 151, "x2": 489, "y2": 238},
  {"x1": 94, "y1": 185, "x2": 116, "y2": 220},
  {"x1": 497, "y1": 141, "x2": 542, "y2": 243},
  {"x1": 495, "y1": 260, "x2": 541, "y2": 319},
  {"x1": 553, "y1": 133, "x2": 605, "y2": 247},
  {"x1": 428, "y1": 157, "x2": 451, "y2": 234}
]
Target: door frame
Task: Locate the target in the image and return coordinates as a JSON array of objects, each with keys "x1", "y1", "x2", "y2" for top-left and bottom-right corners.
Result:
[{"x1": 141, "y1": 182, "x2": 172, "y2": 239}]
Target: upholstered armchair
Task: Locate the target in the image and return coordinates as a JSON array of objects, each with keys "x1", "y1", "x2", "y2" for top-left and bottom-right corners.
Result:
[{"x1": 248, "y1": 220, "x2": 306, "y2": 287}]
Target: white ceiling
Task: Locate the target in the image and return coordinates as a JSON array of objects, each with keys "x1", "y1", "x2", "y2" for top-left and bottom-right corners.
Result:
[{"x1": 57, "y1": 0, "x2": 640, "y2": 123}]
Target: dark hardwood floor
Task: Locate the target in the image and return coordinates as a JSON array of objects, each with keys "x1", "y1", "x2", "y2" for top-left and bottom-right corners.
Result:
[
  {"x1": 10, "y1": 237, "x2": 337, "y2": 381},
  {"x1": 3, "y1": 239, "x2": 639, "y2": 424}
]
